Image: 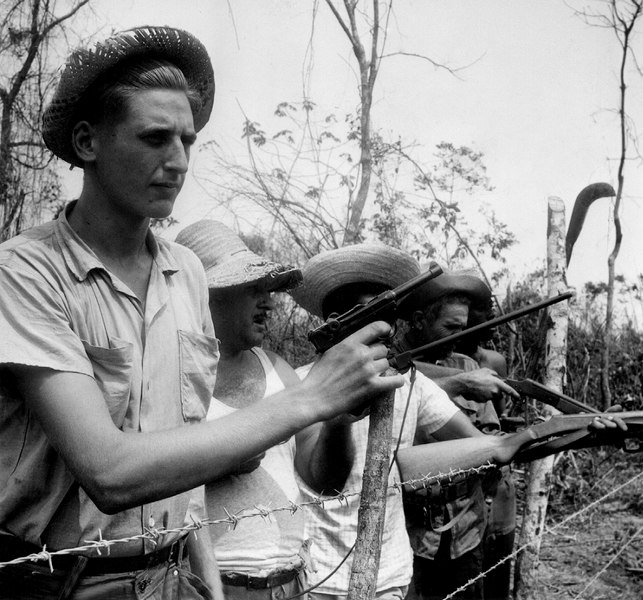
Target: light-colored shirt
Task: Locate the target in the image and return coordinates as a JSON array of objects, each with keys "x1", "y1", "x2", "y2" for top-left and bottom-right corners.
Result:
[
  {"x1": 295, "y1": 366, "x2": 458, "y2": 594},
  {"x1": 205, "y1": 347, "x2": 305, "y2": 575},
  {"x1": 0, "y1": 203, "x2": 218, "y2": 556}
]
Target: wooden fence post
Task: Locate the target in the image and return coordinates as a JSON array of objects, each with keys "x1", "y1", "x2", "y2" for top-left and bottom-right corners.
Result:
[
  {"x1": 347, "y1": 391, "x2": 395, "y2": 600},
  {"x1": 514, "y1": 196, "x2": 569, "y2": 599}
]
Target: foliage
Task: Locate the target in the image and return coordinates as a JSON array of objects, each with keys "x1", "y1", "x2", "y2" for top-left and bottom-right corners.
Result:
[{"x1": 0, "y1": 0, "x2": 92, "y2": 240}]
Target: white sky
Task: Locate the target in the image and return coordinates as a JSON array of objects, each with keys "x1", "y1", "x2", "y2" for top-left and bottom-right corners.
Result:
[{"x1": 62, "y1": 0, "x2": 643, "y2": 297}]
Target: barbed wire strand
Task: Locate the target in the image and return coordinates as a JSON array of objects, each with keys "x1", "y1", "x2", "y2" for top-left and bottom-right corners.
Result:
[
  {"x1": 0, "y1": 463, "x2": 496, "y2": 571},
  {"x1": 439, "y1": 468, "x2": 643, "y2": 600},
  {"x1": 571, "y1": 523, "x2": 643, "y2": 600}
]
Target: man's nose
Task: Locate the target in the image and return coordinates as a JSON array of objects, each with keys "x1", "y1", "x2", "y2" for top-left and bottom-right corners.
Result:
[
  {"x1": 260, "y1": 292, "x2": 275, "y2": 309},
  {"x1": 165, "y1": 139, "x2": 190, "y2": 174}
]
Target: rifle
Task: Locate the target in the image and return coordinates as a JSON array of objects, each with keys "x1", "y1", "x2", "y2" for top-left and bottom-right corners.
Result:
[
  {"x1": 504, "y1": 378, "x2": 599, "y2": 414},
  {"x1": 388, "y1": 291, "x2": 574, "y2": 371},
  {"x1": 513, "y1": 411, "x2": 643, "y2": 462},
  {"x1": 308, "y1": 262, "x2": 443, "y2": 353}
]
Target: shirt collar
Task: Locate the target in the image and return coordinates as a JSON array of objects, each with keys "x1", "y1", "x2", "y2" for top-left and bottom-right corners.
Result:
[{"x1": 55, "y1": 201, "x2": 179, "y2": 282}]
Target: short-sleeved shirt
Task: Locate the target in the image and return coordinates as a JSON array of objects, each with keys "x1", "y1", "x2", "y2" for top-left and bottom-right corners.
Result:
[
  {"x1": 295, "y1": 366, "x2": 458, "y2": 594},
  {"x1": 0, "y1": 203, "x2": 218, "y2": 556},
  {"x1": 205, "y1": 347, "x2": 305, "y2": 574}
]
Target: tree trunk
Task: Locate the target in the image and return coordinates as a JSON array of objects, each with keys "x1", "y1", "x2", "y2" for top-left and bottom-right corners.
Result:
[
  {"x1": 347, "y1": 391, "x2": 394, "y2": 600},
  {"x1": 514, "y1": 196, "x2": 568, "y2": 599}
]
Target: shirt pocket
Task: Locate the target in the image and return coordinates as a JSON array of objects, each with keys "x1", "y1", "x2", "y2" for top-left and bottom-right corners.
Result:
[
  {"x1": 178, "y1": 330, "x2": 219, "y2": 422},
  {"x1": 81, "y1": 337, "x2": 133, "y2": 429}
]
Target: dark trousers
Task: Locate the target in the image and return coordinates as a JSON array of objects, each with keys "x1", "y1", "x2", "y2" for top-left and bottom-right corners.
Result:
[
  {"x1": 406, "y1": 538, "x2": 484, "y2": 600},
  {"x1": 482, "y1": 529, "x2": 515, "y2": 600}
]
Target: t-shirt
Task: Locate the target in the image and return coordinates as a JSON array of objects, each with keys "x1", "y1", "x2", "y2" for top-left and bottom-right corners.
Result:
[{"x1": 205, "y1": 347, "x2": 306, "y2": 574}]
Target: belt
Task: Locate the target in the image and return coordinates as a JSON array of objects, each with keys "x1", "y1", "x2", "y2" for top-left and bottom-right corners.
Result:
[
  {"x1": 221, "y1": 567, "x2": 301, "y2": 589},
  {"x1": 0, "y1": 535, "x2": 186, "y2": 576}
]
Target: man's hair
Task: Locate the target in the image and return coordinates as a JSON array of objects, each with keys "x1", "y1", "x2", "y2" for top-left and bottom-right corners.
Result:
[
  {"x1": 74, "y1": 58, "x2": 202, "y2": 127},
  {"x1": 321, "y1": 282, "x2": 389, "y2": 320}
]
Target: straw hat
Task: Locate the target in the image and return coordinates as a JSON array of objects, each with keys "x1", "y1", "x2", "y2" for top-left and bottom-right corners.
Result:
[
  {"x1": 399, "y1": 267, "x2": 491, "y2": 317},
  {"x1": 291, "y1": 243, "x2": 421, "y2": 318},
  {"x1": 175, "y1": 220, "x2": 302, "y2": 291},
  {"x1": 43, "y1": 26, "x2": 215, "y2": 166}
]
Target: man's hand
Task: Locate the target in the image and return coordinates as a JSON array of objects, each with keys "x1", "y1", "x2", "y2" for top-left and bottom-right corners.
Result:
[
  {"x1": 454, "y1": 368, "x2": 520, "y2": 403},
  {"x1": 301, "y1": 321, "x2": 405, "y2": 421},
  {"x1": 588, "y1": 405, "x2": 628, "y2": 432}
]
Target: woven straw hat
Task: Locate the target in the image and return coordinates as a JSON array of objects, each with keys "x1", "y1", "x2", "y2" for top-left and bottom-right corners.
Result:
[
  {"x1": 43, "y1": 26, "x2": 215, "y2": 166},
  {"x1": 291, "y1": 243, "x2": 421, "y2": 318},
  {"x1": 399, "y1": 267, "x2": 491, "y2": 317},
  {"x1": 175, "y1": 220, "x2": 302, "y2": 291}
]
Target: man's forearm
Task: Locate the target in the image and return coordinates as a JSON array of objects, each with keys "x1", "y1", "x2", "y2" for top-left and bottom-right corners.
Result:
[
  {"x1": 295, "y1": 417, "x2": 355, "y2": 494},
  {"x1": 396, "y1": 436, "x2": 506, "y2": 487}
]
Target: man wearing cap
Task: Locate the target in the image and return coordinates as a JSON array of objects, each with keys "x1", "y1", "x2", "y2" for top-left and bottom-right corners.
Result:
[
  {"x1": 0, "y1": 28, "x2": 404, "y2": 599},
  {"x1": 290, "y1": 244, "x2": 508, "y2": 600},
  {"x1": 176, "y1": 219, "x2": 359, "y2": 599},
  {"x1": 395, "y1": 270, "x2": 518, "y2": 600}
]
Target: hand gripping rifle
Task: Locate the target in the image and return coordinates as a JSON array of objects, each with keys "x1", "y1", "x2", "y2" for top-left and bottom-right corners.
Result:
[
  {"x1": 308, "y1": 261, "x2": 444, "y2": 353},
  {"x1": 513, "y1": 411, "x2": 643, "y2": 462}
]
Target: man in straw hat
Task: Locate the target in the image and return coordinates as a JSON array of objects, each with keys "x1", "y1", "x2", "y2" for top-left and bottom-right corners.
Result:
[
  {"x1": 394, "y1": 270, "x2": 519, "y2": 600},
  {"x1": 176, "y1": 219, "x2": 359, "y2": 599},
  {"x1": 290, "y1": 243, "x2": 515, "y2": 600},
  {"x1": 0, "y1": 28, "x2": 403, "y2": 599}
]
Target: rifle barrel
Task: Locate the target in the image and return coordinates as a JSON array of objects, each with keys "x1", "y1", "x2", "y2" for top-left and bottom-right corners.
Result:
[{"x1": 390, "y1": 290, "x2": 574, "y2": 369}]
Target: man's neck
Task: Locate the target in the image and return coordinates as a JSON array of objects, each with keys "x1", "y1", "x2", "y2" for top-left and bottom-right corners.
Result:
[
  {"x1": 71, "y1": 185, "x2": 150, "y2": 262},
  {"x1": 68, "y1": 193, "x2": 153, "y2": 304}
]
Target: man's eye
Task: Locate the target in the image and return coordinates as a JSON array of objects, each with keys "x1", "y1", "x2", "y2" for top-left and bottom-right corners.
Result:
[{"x1": 144, "y1": 133, "x2": 166, "y2": 145}]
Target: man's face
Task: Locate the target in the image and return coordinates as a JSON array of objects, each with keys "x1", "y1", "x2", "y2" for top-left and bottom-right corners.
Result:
[
  {"x1": 210, "y1": 284, "x2": 275, "y2": 353},
  {"x1": 419, "y1": 301, "x2": 469, "y2": 361},
  {"x1": 90, "y1": 88, "x2": 196, "y2": 221}
]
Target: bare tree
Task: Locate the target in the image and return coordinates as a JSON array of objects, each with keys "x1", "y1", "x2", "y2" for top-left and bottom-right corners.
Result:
[
  {"x1": 0, "y1": 0, "x2": 92, "y2": 241},
  {"x1": 572, "y1": 0, "x2": 643, "y2": 409}
]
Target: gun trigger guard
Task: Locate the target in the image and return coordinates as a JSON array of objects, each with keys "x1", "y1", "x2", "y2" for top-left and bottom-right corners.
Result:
[{"x1": 623, "y1": 438, "x2": 642, "y2": 453}]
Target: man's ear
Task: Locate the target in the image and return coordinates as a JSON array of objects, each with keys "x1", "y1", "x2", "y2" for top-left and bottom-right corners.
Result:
[
  {"x1": 412, "y1": 310, "x2": 425, "y2": 330},
  {"x1": 71, "y1": 121, "x2": 97, "y2": 164}
]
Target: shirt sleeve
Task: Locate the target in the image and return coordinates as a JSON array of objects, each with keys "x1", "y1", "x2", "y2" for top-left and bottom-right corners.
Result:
[
  {"x1": 412, "y1": 371, "x2": 460, "y2": 434},
  {"x1": 0, "y1": 264, "x2": 93, "y2": 376}
]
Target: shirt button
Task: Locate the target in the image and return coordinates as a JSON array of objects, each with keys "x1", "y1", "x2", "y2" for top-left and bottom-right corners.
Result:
[
  {"x1": 173, "y1": 569, "x2": 179, "y2": 576},
  {"x1": 148, "y1": 516, "x2": 155, "y2": 528}
]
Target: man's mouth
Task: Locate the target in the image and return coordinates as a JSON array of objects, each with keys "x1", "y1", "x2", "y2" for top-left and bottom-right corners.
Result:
[{"x1": 253, "y1": 313, "x2": 269, "y2": 326}]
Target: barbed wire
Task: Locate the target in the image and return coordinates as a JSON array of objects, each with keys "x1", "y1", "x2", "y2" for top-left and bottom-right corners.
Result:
[
  {"x1": 572, "y1": 522, "x2": 643, "y2": 600},
  {"x1": 439, "y1": 468, "x2": 643, "y2": 600},
  {"x1": 0, "y1": 463, "x2": 497, "y2": 571}
]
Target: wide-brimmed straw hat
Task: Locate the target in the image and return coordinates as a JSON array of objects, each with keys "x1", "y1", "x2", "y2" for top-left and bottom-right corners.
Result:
[
  {"x1": 175, "y1": 220, "x2": 302, "y2": 291},
  {"x1": 291, "y1": 243, "x2": 421, "y2": 318},
  {"x1": 43, "y1": 26, "x2": 215, "y2": 166},
  {"x1": 399, "y1": 267, "x2": 491, "y2": 317}
]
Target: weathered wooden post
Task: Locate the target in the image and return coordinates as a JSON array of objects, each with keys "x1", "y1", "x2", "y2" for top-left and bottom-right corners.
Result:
[
  {"x1": 514, "y1": 196, "x2": 569, "y2": 599},
  {"x1": 347, "y1": 390, "x2": 395, "y2": 600}
]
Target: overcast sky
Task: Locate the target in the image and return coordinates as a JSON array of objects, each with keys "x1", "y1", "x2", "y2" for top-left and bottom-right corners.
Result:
[{"x1": 63, "y1": 0, "x2": 643, "y2": 304}]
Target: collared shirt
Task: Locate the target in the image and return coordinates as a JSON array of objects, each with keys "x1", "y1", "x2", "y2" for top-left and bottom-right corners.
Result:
[
  {"x1": 0, "y1": 203, "x2": 218, "y2": 556},
  {"x1": 295, "y1": 366, "x2": 458, "y2": 594}
]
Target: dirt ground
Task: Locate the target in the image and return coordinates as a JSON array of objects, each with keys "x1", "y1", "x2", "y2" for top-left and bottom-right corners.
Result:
[{"x1": 510, "y1": 449, "x2": 643, "y2": 599}]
